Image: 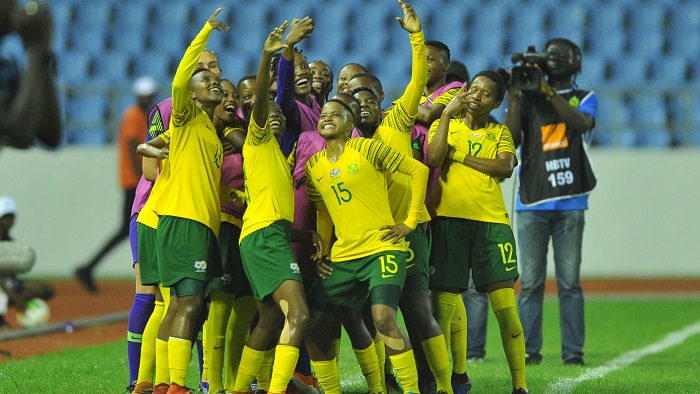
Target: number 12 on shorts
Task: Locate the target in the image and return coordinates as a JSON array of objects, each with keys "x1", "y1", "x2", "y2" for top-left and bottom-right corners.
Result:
[{"x1": 497, "y1": 242, "x2": 517, "y2": 271}]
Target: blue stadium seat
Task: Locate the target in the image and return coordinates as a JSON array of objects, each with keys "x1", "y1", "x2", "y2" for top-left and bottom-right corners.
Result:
[
  {"x1": 147, "y1": 25, "x2": 187, "y2": 57},
  {"x1": 150, "y1": 2, "x2": 192, "y2": 27},
  {"x1": 93, "y1": 52, "x2": 132, "y2": 84},
  {"x1": 67, "y1": 93, "x2": 109, "y2": 130},
  {"x1": 69, "y1": 25, "x2": 108, "y2": 54},
  {"x1": 648, "y1": 56, "x2": 689, "y2": 88},
  {"x1": 628, "y1": 31, "x2": 665, "y2": 58},
  {"x1": 467, "y1": 29, "x2": 506, "y2": 60},
  {"x1": 52, "y1": 1, "x2": 75, "y2": 25},
  {"x1": 73, "y1": 2, "x2": 113, "y2": 27},
  {"x1": 667, "y1": 30, "x2": 700, "y2": 59},
  {"x1": 549, "y1": 4, "x2": 588, "y2": 37},
  {"x1": 627, "y1": 4, "x2": 667, "y2": 35},
  {"x1": 56, "y1": 51, "x2": 93, "y2": 85},
  {"x1": 589, "y1": 3, "x2": 626, "y2": 32},
  {"x1": 52, "y1": 24, "x2": 69, "y2": 53},
  {"x1": 113, "y1": 2, "x2": 152, "y2": 30},
  {"x1": 595, "y1": 94, "x2": 630, "y2": 133},
  {"x1": 133, "y1": 51, "x2": 175, "y2": 86},
  {"x1": 628, "y1": 95, "x2": 667, "y2": 131},
  {"x1": 576, "y1": 56, "x2": 607, "y2": 88},
  {"x1": 424, "y1": 4, "x2": 471, "y2": 55},
  {"x1": 638, "y1": 129, "x2": 673, "y2": 148},
  {"x1": 230, "y1": 6, "x2": 271, "y2": 56},
  {"x1": 109, "y1": 26, "x2": 148, "y2": 56},
  {"x1": 608, "y1": 56, "x2": 649, "y2": 88},
  {"x1": 218, "y1": 53, "x2": 252, "y2": 84},
  {"x1": 306, "y1": 2, "x2": 353, "y2": 58},
  {"x1": 506, "y1": 31, "x2": 546, "y2": 55},
  {"x1": 610, "y1": 127, "x2": 639, "y2": 148},
  {"x1": 668, "y1": 3, "x2": 700, "y2": 35},
  {"x1": 587, "y1": 29, "x2": 626, "y2": 57},
  {"x1": 348, "y1": 2, "x2": 395, "y2": 54},
  {"x1": 509, "y1": 4, "x2": 549, "y2": 42},
  {"x1": 68, "y1": 129, "x2": 109, "y2": 145}
]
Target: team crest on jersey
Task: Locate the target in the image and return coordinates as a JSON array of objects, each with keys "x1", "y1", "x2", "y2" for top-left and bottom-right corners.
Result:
[
  {"x1": 487, "y1": 133, "x2": 497, "y2": 142},
  {"x1": 330, "y1": 168, "x2": 341, "y2": 178},
  {"x1": 290, "y1": 263, "x2": 300, "y2": 274},
  {"x1": 194, "y1": 260, "x2": 207, "y2": 272},
  {"x1": 348, "y1": 163, "x2": 359, "y2": 174},
  {"x1": 569, "y1": 96, "x2": 581, "y2": 108}
]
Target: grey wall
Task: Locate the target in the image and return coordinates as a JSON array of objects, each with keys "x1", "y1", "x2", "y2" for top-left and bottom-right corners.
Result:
[{"x1": 1, "y1": 146, "x2": 699, "y2": 279}]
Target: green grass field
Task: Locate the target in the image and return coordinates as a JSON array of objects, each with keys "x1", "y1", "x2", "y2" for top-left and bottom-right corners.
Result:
[{"x1": 2, "y1": 297, "x2": 700, "y2": 393}]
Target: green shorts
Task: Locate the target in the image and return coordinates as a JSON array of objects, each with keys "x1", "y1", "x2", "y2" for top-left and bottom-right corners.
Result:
[
  {"x1": 307, "y1": 250, "x2": 406, "y2": 313},
  {"x1": 155, "y1": 216, "x2": 222, "y2": 289},
  {"x1": 137, "y1": 222, "x2": 159, "y2": 286},
  {"x1": 240, "y1": 220, "x2": 302, "y2": 301},
  {"x1": 429, "y1": 217, "x2": 519, "y2": 293},
  {"x1": 209, "y1": 221, "x2": 253, "y2": 297},
  {"x1": 403, "y1": 226, "x2": 430, "y2": 292}
]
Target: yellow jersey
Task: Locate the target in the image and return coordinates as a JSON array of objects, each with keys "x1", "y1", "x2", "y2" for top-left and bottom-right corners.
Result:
[{"x1": 428, "y1": 120, "x2": 516, "y2": 225}]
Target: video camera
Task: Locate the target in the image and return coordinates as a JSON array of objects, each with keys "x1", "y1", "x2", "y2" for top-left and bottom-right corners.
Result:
[{"x1": 510, "y1": 45, "x2": 553, "y2": 92}]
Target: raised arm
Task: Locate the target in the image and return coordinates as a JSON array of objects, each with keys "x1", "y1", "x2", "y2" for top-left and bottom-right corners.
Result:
[
  {"x1": 252, "y1": 21, "x2": 289, "y2": 128},
  {"x1": 276, "y1": 17, "x2": 314, "y2": 115},
  {"x1": 172, "y1": 8, "x2": 228, "y2": 114},
  {"x1": 395, "y1": 0, "x2": 427, "y2": 117}
]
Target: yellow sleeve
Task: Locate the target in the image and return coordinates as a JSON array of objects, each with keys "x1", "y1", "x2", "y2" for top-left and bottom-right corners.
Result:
[
  {"x1": 394, "y1": 156, "x2": 428, "y2": 229},
  {"x1": 315, "y1": 202, "x2": 334, "y2": 256},
  {"x1": 348, "y1": 138, "x2": 403, "y2": 173},
  {"x1": 245, "y1": 114, "x2": 271, "y2": 146},
  {"x1": 304, "y1": 157, "x2": 323, "y2": 203},
  {"x1": 398, "y1": 30, "x2": 427, "y2": 116},
  {"x1": 288, "y1": 141, "x2": 298, "y2": 173},
  {"x1": 432, "y1": 87, "x2": 460, "y2": 107},
  {"x1": 172, "y1": 23, "x2": 213, "y2": 124},
  {"x1": 497, "y1": 124, "x2": 517, "y2": 156},
  {"x1": 222, "y1": 125, "x2": 244, "y2": 139},
  {"x1": 427, "y1": 118, "x2": 442, "y2": 144}
]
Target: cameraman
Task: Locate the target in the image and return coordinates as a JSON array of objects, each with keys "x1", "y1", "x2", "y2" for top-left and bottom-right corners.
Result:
[
  {"x1": 0, "y1": 0, "x2": 62, "y2": 149},
  {"x1": 504, "y1": 38, "x2": 598, "y2": 366}
]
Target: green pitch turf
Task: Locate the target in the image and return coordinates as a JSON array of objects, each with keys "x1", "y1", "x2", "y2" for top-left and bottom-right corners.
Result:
[{"x1": 2, "y1": 297, "x2": 699, "y2": 393}]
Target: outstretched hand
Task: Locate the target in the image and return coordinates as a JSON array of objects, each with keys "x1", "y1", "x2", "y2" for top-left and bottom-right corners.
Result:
[
  {"x1": 285, "y1": 16, "x2": 315, "y2": 46},
  {"x1": 396, "y1": 0, "x2": 421, "y2": 34},
  {"x1": 380, "y1": 223, "x2": 413, "y2": 244},
  {"x1": 264, "y1": 21, "x2": 289, "y2": 54},
  {"x1": 207, "y1": 8, "x2": 230, "y2": 32}
]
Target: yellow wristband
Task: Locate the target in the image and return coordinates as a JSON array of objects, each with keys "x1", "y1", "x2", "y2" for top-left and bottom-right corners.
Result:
[{"x1": 453, "y1": 150, "x2": 467, "y2": 164}]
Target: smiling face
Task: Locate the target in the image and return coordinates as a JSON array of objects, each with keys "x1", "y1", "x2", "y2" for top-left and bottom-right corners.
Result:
[
  {"x1": 214, "y1": 80, "x2": 239, "y2": 124},
  {"x1": 293, "y1": 52, "x2": 313, "y2": 98},
  {"x1": 318, "y1": 101, "x2": 354, "y2": 140},
  {"x1": 190, "y1": 69, "x2": 223, "y2": 105},
  {"x1": 268, "y1": 101, "x2": 286, "y2": 138},
  {"x1": 353, "y1": 90, "x2": 381, "y2": 129},
  {"x1": 310, "y1": 60, "x2": 333, "y2": 97},
  {"x1": 337, "y1": 64, "x2": 365, "y2": 94},
  {"x1": 465, "y1": 76, "x2": 500, "y2": 118}
]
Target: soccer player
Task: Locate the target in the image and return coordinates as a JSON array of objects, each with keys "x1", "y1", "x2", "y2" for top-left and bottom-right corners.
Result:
[
  {"x1": 231, "y1": 21, "x2": 322, "y2": 394},
  {"x1": 346, "y1": 2, "x2": 454, "y2": 392},
  {"x1": 336, "y1": 62, "x2": 369, "y2": 94},
  {"x1": 303, "y1": 97, "x2": 429, "y2": 394},
  {"x1": 131, "y1": 45, "x2": 227, "y2": 394},
  {"x1": 140, "y1": 9, "x2": 229, "y2": 394},
  {"x1": 427, "y1": 69, "x2": 528, "y2": 394}
]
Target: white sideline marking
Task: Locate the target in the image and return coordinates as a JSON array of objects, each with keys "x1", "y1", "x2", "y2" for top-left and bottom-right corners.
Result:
[{"x1": 546, "y1": 319, "x2": 700, "y2": 394}]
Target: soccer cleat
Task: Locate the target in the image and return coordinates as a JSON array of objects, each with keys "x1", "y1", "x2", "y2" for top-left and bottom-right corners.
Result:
[
  {"x1": 525, "y1": 353, "x2": 542, "y2": 365},
  {"x1": 166, "y1": 382, "x2": 193, "y2": 393},
  {"x1": 451, "y1": 372, "x2": 472, "y2": 394},
  {"x1": 288, "y1": 372, "x2": 320, "y2": 394},
  {"x1": 418, "y1": 378, "x2": 437, "y2": 394},
  {"x1": 152, "y1": 383, "x2": 170, "y2": 394},
  {"x1": 124, "y1": 382, "x2": 136, "y2": 394},
  {"x1": 132, "y1": 382, "x2": 154, "y2": 394},
  {"x1": 75, "y1": 266, "x2": 97, "y2": 293},
  {"x1": 512, "y1": 388, "x2": 529, "y2": 394},
  {"x1": 466, "y1": 356, "x2": 484, "y2": 363},
  {"x1": 248, "y1": 380, "x2": 259, "y2": 394},
  {"x1": 564, "y1": 356, "x2": 584, "y2": 366}
]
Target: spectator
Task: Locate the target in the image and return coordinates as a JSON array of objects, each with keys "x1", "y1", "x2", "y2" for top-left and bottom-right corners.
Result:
[
  {"x1": 505, "y1": 38, "x2": 598, "y2": 366},
  {"x1": 0, "y1": 0, "x2": 61, "y2": 149},
  {"x1": 0, "y1": 196, "x2": 54, "y2": 329},
  {"x1": 75, "y1": 76, "x2": 158, "y2": 292}
]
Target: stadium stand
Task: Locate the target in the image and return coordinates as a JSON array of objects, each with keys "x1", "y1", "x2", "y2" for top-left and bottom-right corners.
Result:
[{"x1": 31, "y1": 0, "x2": 697, "y2": 147}]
